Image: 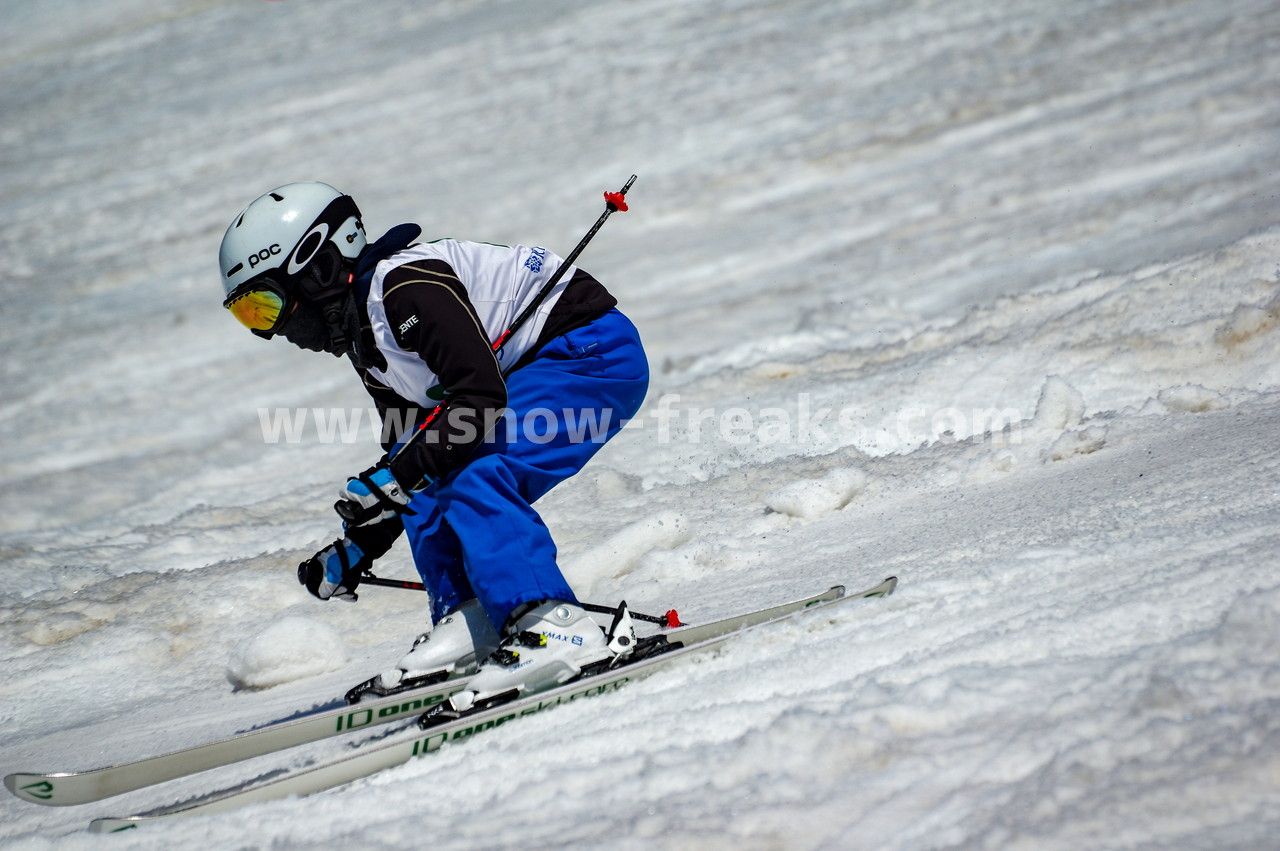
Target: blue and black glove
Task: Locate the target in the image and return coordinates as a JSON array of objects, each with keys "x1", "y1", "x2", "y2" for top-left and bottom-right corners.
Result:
[
  {"x1": 334, "y1": 458, "x2": 419, "y2": 527},
  {"x1": 298, "y1": 537, "x2": 371, "y2": 602}
]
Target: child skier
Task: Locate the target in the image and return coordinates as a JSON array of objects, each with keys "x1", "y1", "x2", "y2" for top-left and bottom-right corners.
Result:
[{"x1": 218, "y1": 181, "x2": 648, "y2": 709}]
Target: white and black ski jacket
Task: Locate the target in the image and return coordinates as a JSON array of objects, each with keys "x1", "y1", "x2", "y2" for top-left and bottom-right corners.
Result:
[{"x1": 354, "y1": 234, "x2": 616, "y2": 491}]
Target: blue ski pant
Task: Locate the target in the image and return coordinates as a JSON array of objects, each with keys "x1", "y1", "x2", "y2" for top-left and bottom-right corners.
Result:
[{"x1": 400, "y1": 309, "x2": 649, "y2": 629}]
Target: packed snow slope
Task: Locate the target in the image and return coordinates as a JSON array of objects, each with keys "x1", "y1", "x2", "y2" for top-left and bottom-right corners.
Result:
[{"x1": 2, "y1": 0, "x2": 1279, "y2": 848}]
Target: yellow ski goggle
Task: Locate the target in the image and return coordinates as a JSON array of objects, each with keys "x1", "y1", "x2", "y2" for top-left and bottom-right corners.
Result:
[{"x1": 223, "y1": 279, "x2": 292, "y2": 336}]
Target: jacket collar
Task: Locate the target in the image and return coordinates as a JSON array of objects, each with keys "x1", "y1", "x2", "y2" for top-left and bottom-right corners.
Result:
[{"x1": 353, "y1": 223, "x2": 422, "y2": 298}]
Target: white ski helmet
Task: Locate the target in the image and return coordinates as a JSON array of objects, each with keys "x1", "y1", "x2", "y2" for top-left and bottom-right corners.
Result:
[{"x1": 219, "y1": 181, "x2": 366, "y2": 299}]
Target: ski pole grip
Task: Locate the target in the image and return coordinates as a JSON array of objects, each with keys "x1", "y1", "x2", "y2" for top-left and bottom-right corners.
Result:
[
  {"x1": 334, "y1": 498, "x2": 373, "y2": 525},
  {"x1": 334, "y1": 496, "x2": 417, "y2": 526}
]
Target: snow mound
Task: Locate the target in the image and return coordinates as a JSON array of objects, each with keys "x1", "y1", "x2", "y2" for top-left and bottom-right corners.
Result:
[
  {"x1": 566, "y1": 510, "x2": 692, "y2": 581},
  {"x1": 225, "y1": 616, "x2": 350, "y2": 690},
  {"x1": 1157, "y1": 384, "x2": 1229, "y2": 413},
  {"x1": 1032, "y1": 376, "x2": 1086, "y2": 432},
  {"x1": 1046, "y1": 425, "x2": 1109, "y2": 462},
  {"x1": 765, "y1": 467, "x2": 868, "y2": 519}
]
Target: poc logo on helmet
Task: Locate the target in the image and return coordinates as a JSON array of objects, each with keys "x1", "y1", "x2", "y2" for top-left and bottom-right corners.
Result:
[{"x1": 248, "y1": 244, "x2": 282, "y2": 269}]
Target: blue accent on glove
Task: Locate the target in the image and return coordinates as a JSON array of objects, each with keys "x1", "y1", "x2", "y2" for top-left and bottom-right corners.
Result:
[
  {"x1": 298, "y1": 536, "x2": 370, "y2": 602},
  {"x1": 343, "y1": 467, "x2": 397, "y2": 499},
  {"x1": 336, "y1": 459, "x2": 423, "y2": 527},
  {"x1": 322, "y1": 540, "x2": 365, "y2": 584}
]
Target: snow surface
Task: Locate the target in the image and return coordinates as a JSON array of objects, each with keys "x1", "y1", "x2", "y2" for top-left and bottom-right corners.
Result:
[{"x1": 2, "y1": 0, "x2": 1279, "y2": 847}]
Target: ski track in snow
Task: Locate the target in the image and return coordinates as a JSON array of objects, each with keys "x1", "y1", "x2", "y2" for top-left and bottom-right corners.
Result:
[{"x1": 2, "y1": 0, "x2": 1279, "y2": 848}]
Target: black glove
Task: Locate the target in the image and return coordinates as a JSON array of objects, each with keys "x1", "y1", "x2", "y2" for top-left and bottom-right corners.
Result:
[{"x1": 297, "y1": 537, "x2": 371, "y2": 601}]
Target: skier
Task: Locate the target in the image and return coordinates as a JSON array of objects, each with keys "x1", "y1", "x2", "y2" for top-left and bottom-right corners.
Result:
[{"x1": 218, "y1": 182, "x2": 649, "y2": 708}]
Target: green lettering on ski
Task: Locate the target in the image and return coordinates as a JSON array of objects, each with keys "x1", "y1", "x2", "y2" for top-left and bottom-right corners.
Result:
[
  {"x1": 412, "y1": 677, "x2": 632, "y2": 756},
  {"x1": 335, "y1": 692, "x2": 449, "y2": 732}
]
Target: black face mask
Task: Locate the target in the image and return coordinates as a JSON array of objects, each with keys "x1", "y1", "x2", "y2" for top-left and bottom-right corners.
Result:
[
  {"x1": 277, "y1": 292, "x2": 385, "y2": 371},
  {"x1": 278, "y1": 297, "x2": 345, "y2": 355}
]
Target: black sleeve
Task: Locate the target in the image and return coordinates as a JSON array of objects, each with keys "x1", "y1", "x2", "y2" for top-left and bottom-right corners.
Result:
[
  {"x1": 379, "y1": 259, "x2": 507, "y2": 488},
  {"x1": 357, "y1": 371, "x2": 432, "y2": 455}
]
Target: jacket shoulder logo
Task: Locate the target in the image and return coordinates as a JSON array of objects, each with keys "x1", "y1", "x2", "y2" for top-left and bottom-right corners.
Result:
[{"x1": 523, "y1": 246, "x2": 547, "y2": 273}]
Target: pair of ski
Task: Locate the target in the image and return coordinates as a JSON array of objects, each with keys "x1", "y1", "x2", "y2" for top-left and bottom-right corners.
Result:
[{"x1": 5, "y1": 576, "x2": 897, "y2": 833}]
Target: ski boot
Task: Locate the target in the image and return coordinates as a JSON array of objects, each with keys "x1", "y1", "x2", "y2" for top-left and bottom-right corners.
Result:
[
  {"x1": 443, "y1": 599, "x2": 636, "y2": 714},
  {"x1": 345, "y1": 598, "x2": 500, "y2": 703}
]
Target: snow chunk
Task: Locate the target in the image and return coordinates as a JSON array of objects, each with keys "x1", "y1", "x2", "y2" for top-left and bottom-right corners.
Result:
[
  {"x1": 1032, "y1": 376, "x2": 1085, "y2": 431},
  {"x1": 1046, "y1": 425, "x2": 1108, "y2": 461},
  {"x1": 569, "y1": 511, "x2": 692, "y2": 580},
  {"x1": 591, "y1": 468, "x2": 643, "y2": 500},
  {"x1": 1157, "y1": 384, "x2": 1228, "y2": 413},
  {"x1": 765, "y1": 467, "x2": 868, "y2": 519},
  {"x1": 225, "y1": 616, "x2": 350, "y2": 690}
]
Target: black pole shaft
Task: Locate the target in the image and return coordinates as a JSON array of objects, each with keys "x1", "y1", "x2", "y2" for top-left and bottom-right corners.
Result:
[{"x1": 360, "y1": 574, "x2": 425, "y2": 591}]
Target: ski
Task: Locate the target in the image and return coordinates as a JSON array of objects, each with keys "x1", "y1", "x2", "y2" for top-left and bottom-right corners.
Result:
[
  {"x1": 87, "y1": 577, "x2": 895, "y2": 833},
  {"x1": 4, "y1": 677, "x2": 470, "y2": 808},
  {"x1": 6, "y1": 584, "x2": 847, "y2": 808}
]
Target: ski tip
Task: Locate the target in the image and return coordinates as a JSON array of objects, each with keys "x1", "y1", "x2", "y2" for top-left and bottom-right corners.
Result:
[{"x1": 5, "y1": 773, "x2": 61, "y2": 805}]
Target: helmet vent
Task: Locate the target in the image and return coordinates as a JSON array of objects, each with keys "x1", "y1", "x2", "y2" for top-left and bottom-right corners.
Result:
[{"x1": 270, "y1": 192, "x2": 284, "y2": 202}]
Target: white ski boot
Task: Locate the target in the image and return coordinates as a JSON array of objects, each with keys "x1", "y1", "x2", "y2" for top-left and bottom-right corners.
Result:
[
  {"x1": 373, "y1": 598, "x2": 500, "y2": 694},
  {"x1": 447, "y1": 600, "x2": 633, "y2": 712}
]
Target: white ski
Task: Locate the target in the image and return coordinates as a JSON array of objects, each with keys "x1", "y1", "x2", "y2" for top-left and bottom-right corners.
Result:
[
  {"x1": 6, "y1": 584, "x2": 850, "y2": 808},
  {"x1": 87, "y1": 577, "x2": 895, "y2": 833},
  {"x1": 5, "y1": 677, "x2": 470, "y2": 807}
]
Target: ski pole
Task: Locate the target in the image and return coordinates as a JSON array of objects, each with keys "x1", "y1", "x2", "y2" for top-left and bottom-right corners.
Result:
[
  {"x1": 489, "y1": 174, "x2": 636, "y2": 360},
  {"x1": 398, "y1": 174, "x2": 635, "y2": 446},
  {"x1": 335, "y1": 176, "x2": 636, "y2": 525},
  {"x1": 359, "y1": 574, "x2": 427, "y2": 592}
]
